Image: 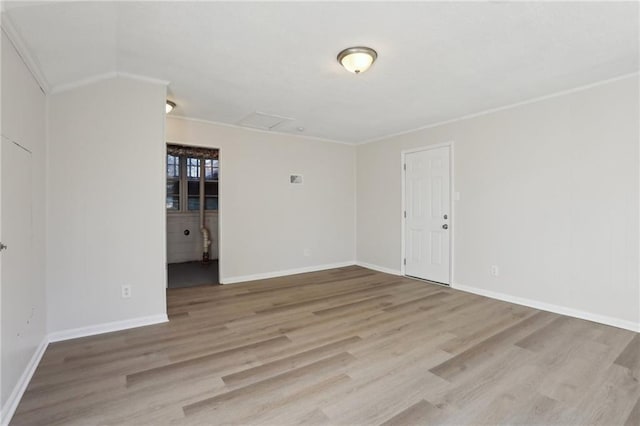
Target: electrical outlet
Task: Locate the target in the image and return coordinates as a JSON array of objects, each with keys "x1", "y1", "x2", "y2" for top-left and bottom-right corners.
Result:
[
  {"x1": 490, "y1": 265, "x2": 499, "y2": 277},
  {"x1": 121, "y1": 285, "x2": 131, "y2": 299},
  {"x1": 303, "y1": 248, "x2": 311, "y2": 257}
]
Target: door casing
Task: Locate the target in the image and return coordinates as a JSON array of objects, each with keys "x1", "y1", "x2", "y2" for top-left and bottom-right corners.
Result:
[
  {"x1": 400, "y1": 142, "x2": 454, "y2": 285},
  {"x1": 165, "y1": 142, "x2": 223, "y2": 287}
]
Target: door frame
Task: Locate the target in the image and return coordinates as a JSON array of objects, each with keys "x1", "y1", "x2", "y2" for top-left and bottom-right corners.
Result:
[
  {"x1": 400, "y1": 141, "x2": 455, "y2": 285},
  {"x1": 164, "y1": 141, "x2": 223, "y2": 288}
]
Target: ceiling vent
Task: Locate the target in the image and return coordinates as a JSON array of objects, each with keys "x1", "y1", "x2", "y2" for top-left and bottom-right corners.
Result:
[{"x1": 237, "y1": 112, "x2": 293, "y2": 131}]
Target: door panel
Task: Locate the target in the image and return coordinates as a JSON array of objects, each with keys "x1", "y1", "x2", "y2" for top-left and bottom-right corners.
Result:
[
  {"x1": 404, "y1": 147, "x2": 451, "y2": 283},
  {"x1": 1, "y1": 136, "x2": 33, "y2": 404}
]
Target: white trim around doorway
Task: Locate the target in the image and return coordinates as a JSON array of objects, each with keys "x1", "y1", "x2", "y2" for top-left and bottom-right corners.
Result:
[{"x1": 400, "y1": 141, "x2": 455, "y2": 285}]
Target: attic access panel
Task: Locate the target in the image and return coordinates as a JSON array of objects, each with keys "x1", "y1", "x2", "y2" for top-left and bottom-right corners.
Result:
[{"x1": 237, "y1": 112, "x2": 294, "y2": 131}]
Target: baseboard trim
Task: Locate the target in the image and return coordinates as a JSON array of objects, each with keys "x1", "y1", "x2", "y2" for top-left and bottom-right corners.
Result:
[
  {"x1": 1, "y1": 314, "x2": 169, "y2": 424},
  {"x1": 1, "y1": 336, "x2": 49, "y2": 426},
  {"x1": 48, "y1": 314, "x2": 169, "y2": 343},
  {"x1": 453, "y1": 283, "x2": 640, "y2": 333},
  {"x1": 221, "y1": 261, "x2": 357, "y2": 284},
  {"x1": 355, "y1": 261, "x2": 403, "y2": 276}
]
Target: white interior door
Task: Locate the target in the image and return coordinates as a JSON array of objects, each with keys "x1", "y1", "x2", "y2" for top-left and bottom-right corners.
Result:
[
  {"x1": 404, "y1": 146, "x2": 451, "y2": 284},
  {"x1": 1, "y1": 136, "x2": 33, "y2": 400},
  {"x1": 1, "y1": 137, "x2": 32, "y2": 291}
]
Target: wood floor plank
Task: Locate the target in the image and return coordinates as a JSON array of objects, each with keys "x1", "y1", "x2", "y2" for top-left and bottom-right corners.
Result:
[
  {"x1": 379, "y1": 399, "x2": 441, "y2": 426},
  {"x1": 322, "y1": 352, "x2": 449, "y2": 424},
  {"x1": 563, "y1": 363, "x2": 640, "y2": 425},
  {"x1": 214, "y1": 374, "x2": 351, "y2": 425},
  {"x1": 429, "y1": 310, "x2": 554, "y2": 381},
  {"x1": 10, "y1": 266, "x2": 638, "y2": 425},
  {"x1": 126, "y1": 335, "x2": 291, "y2": 387},
  {"x1": 221, "y1": 336, "x2": 361, "y2": 388},
  {"x1": 615, "y1": 333, "x2": 640, "y2": 375},
  {"x1": 431, "y1": 346, "x2": 541, "y2": 424},
  {"x1": 381, "y1": 290, "x2": 450, "y2": 312},
  {"x1": 312, "y1": 294, "x2": 391, "y2": 316},
  {"x1": 182, "y1": 351, "x2": 356, "y2": 417},
  {"x1": 625, "y1": 397, "x2": 640, "y2": 426}
]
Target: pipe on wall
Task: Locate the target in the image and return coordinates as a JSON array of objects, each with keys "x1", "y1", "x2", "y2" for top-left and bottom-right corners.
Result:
[{"x1": 199, "y1": 159, "x2": 211, "y2": 263}]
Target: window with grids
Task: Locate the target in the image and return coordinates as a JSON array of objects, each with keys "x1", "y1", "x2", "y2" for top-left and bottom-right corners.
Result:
[
  {"x1": 166, "y1": 154, "x2": 180, "y2": 210},
  {"x1": 166, "y1": 155, "x2": 219, "y2": 212}
]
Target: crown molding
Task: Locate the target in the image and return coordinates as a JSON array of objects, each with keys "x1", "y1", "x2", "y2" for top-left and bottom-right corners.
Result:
[
  {"x1": 168, "y1": 115, "x2": 354, "y2": 146},
  {"x1": 358, "y1": 71, "x2": 640, "y2": 145},
  {"x1": 1, "y1": 12, "x2": 51, "y2": 93},
  {"x1": 50, "y1": 72, "x2": 117, "y2": 94},
  {"x1": 50, "y1": 71, "x2": 170, "y2": 94},
  {"x1": 115, "y1": 72, "x2": 170, "y2": 87}
]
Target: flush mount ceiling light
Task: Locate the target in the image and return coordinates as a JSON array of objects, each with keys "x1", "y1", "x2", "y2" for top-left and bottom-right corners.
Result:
[
  {"x1": 166, "y1": 100, "x2": 176, "y2": 113},
  {"x1": 337, "y1": 46, "x2": 378, "y2": 74}
]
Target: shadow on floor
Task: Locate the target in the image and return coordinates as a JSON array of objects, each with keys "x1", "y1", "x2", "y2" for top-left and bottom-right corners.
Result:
[{"x1": 168, "y1": 260, "x2": 219, "y2": 288}]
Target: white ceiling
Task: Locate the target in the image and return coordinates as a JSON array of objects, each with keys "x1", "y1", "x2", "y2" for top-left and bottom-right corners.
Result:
[{"x1": 3, "y1": 1, "x2": 639, "y2": 144}]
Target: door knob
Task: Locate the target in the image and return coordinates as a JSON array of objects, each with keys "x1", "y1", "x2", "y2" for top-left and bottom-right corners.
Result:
[{"x1": 442, "y1": 224, "x2": 448, "y2": 230}]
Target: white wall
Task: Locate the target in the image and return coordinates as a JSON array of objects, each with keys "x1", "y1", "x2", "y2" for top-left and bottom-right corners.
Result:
[
  {"x1": 167, "y1": 212, "x2": 218, "y2": 263},
  {"x1": 47, "y1": 77, "x2": 167, "y2": 334},
  {"x1": 357, "y1": 75, "x2": 640, "y2": 329},
  {"x1": 0, "y1": 31, "x2": 47, "y2": 418},
  {"x1": 166, "y1": 117, "x2": 356, "y2": 282}
]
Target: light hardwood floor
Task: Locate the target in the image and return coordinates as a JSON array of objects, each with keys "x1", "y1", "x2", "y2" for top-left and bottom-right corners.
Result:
[{"x1": 12, "y1": 266, "x2": 640, "y2": 425}]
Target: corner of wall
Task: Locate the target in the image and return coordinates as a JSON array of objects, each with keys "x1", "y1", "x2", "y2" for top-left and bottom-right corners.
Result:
[
  {"x1": 355, "y1": 261, "x2": 402, "y2": 276},
  {"x1": 452, "y1": 282, "x2": 640, "y2": 333},
  {"x1": 48, "y1": 314, "x2": 169, "y2": 343},
  {"x1": 353, "y1": 142, "x2": 358, "y2": 263},
  {"x1": 221, "y1": 261, "x2": 357, "y2": 285},
  {"x1": 0, "y1": 336, "x2": 48, "y2": 426}
]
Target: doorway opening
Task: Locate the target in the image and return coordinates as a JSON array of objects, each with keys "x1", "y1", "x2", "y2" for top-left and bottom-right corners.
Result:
[
  {"x1": 401, "y1": 143, "x2": 453, "y2": 285},
  {"x1": 165, "y1": 143, "x2": 220, "y2": 288}
]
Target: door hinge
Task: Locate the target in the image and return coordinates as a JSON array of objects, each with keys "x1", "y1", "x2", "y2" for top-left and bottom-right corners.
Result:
[
  {"x1": 403, "y1": 210, "x2": 406, "y2": 218},
  {"x1": 403, "y1": 258, "x2": 406, "y2": 265},
  {"x1": 403, "y1": 163, "x2": 406, "y2": 171}
]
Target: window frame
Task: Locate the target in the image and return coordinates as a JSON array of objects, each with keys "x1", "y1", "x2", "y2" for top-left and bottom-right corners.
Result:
[
  {"x1": 166, "y1": 155, "x2": 219, "y2": 214},
  {"x1": 166, "y1": 154, "x2": 181, "y2": 211}
]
